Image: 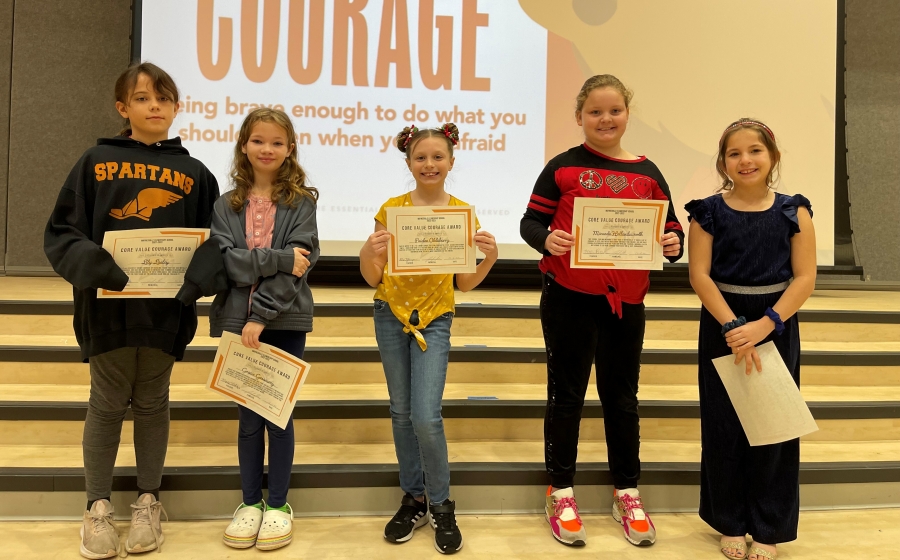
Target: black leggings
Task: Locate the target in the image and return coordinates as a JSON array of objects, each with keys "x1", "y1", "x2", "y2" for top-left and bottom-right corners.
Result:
[{"x1": 540, "y1": 275, "x2": 645, "y2": 489}]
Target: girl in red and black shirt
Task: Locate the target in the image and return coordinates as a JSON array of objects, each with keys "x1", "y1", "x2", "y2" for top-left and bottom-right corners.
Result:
[{"x1": 520, "y1": 75, "x2": 683, "y2": 549}]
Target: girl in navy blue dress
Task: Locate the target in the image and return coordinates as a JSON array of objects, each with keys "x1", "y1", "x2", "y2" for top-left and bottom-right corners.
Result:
[{"x1": 685, "y1": 119, "x2": 816, "y2": 560}]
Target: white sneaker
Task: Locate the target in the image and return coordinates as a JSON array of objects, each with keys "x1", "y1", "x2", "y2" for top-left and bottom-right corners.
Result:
[
  {"x1": 223, "y1": 502, "x2": 265, "y2": 549},
  {"x1": 80, "y1": 499, "x2": 120, "y2": 559},
  {"x1": 256, "y1": 504, "x2": 293, "y2": 550}
]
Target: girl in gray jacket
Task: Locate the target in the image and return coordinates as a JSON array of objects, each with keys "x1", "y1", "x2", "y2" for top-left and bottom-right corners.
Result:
[{"x1": 209, "y1": 108, "x2": 319, "y2": 551}]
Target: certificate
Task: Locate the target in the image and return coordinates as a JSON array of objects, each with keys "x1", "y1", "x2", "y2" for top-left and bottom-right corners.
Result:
[
  {"x1": 712, "y1": 342, "x2": 818, "y2": 446},
  {"x1": 206, "y1": 331, "x2": 312, "y2": 430},
  {"x1": 385, "y1": 206, "x2": 477, "y2": 275},
  {"x1": 570, "y1": 198, "x2": 669, "y2": 270},
  {"x1": 99, "y1": 228, "x2": 209, "y2": 298}
]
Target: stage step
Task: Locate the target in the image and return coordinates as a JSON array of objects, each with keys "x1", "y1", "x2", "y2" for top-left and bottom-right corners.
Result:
[
  {"x1": 2, "y1": 277, "x2": 900, "y2": 519},
  {"x1": 3, "y1": 362, "x2": 899, "y2": 387}
]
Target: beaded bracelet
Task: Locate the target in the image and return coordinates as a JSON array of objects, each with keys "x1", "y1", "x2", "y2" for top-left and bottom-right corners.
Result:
[
  {"x1": 765, "y1": 307, "x2": 785, "y2": 335},
  {"x1": 721, "y1": 316, "x2": 747, "y2": 336}
]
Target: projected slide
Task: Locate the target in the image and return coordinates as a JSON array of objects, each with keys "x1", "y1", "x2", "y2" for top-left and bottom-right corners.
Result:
[{"x1": 142, "y1": 0, "x2": 836, "y2": 263}]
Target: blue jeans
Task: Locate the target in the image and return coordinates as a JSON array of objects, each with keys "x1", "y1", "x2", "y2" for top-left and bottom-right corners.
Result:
[
  {"x1": 374, "y1": 300, "x2": 452, "y2": 504},
  {"x1": 235, "y1": 329, "x2": 307, "y2": 509}
]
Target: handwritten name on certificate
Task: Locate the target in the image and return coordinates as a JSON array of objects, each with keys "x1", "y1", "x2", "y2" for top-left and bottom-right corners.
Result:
[
  {"x1": 206, "y1": 332, "x2": 311, "y2": 430},
  {"x1": 571, "y1": 199, "x2": 669, "y2": 270},
  {"x1": 99, "y1": 228, "x2": 209, "y2": 298},
  {"x1": 385, "y1": 206, "x2": 477, "y2": 276}
]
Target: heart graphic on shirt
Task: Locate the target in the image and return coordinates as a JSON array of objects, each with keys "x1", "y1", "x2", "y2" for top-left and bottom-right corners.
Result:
[
  {"x1": 631, "y1": 177, "x2": 654, "y2": 199},
  {"x1": 605, "y1": 174, "x2": 628, "y2": 193}
]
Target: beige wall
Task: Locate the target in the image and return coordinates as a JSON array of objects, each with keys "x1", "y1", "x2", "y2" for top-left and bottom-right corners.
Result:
[{"x1": 4, "y1": 0, "x2": 131, "y2": 272}]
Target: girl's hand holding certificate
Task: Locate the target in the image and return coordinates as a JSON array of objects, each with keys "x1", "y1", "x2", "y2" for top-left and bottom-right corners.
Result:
[{"x1": 472, "y1": 230, "x2": 498, "y2": 262}]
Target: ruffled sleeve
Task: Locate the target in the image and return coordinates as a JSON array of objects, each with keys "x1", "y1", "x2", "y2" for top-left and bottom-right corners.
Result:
[
  {"x1": 684, "y1": 198, "x2": 714, "y2": 236},
  {"x1": 781, "y1": 194, "x2": 813, "y2": 235}
]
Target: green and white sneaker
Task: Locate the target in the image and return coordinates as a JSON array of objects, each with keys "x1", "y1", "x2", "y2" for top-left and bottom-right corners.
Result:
[{"x1": 79, "y1": 499, "x2": 120, "y2": 559}]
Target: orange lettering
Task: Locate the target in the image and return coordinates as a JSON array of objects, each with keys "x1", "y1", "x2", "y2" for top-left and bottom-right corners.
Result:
[
  {"x1": 95, "y1": 163, "x2": 107, "y2": 181},
  {"x1": 241, "y1": 0, "x2": 280, "y2": 83},
  {"x1": 118, "y1": 162, "x2": 134, "y2": 179},
  {"x1": 158, "y1": 168, "x2": 173, "y2": 186},
  {"x1": 173, "y1": 171, "x2": 185, "y2": 189},
  {"x1": 147, "y1": 165, "x2": 160, "y2": 181},
  {"x1": 197, "y1": 0, "x2": 233, "y2": 80},
  {"x1": 105, "y1": 162, "x2": 119, "y2": 178},
  {"x1": 461, "y1": 0, "x2": 490, "y2": 91},
  {"x1": 287, "y1": 0, "x2": 325, "y2": 85},
  {"x1": 418, "y1": 0, "x2": 452, "y2": 90},
  {"x1": 134, "y1": 163, "x2": 147, "y2": 180},
  {"x1": 332, "y1": 0, "x2": 369, "y2": 86},
  {"x1": 183, "y1": 177, "x2": 194, "y2": 195},
  {"x1": 374, "y1": 0, "x2": 411, "y2": 88}
]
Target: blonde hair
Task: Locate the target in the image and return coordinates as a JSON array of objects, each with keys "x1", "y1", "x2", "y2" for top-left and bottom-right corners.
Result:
[
  {"x1": 228, "y1": 108, "x2": 318, "y2": 212},
  {"x1": 716, "y1": 118, "x2": 782, "y2": 191},
  {"x1": 575, "y1": 74, "x2": 634, "y2": 115}
]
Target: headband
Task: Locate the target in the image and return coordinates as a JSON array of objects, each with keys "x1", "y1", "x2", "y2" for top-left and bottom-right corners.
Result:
[
  {"x1": 720, "y1": 119, "x2": 775, "y2": 141},
  {"x1": 441, "y1": 123, "x2": 459, "y2": 146}
]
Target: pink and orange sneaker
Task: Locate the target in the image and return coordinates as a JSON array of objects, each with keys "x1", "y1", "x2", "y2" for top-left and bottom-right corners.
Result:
[
  {"x1": 545, "y1": 486, "x2": 587, "y2": 546},
  {"x1": 612, "y1": 488, "x2": 656, "y2": 546}
]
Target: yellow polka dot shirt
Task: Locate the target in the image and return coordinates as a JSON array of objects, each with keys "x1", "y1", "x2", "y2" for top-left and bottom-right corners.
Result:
[{"x1": 374, "y1": 192, "x2": 480, "y2": 351}]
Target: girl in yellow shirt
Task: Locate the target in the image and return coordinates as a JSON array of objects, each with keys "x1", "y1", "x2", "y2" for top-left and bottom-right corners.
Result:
[{"x1": 359, "y1": 123, "x2": 498, "y2": 554}]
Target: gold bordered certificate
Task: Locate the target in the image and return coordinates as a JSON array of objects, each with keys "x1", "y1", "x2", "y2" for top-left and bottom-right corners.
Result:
[
  {"x1": 206, "y1": 332, "x2": 312, "y2": 430},
  {"x1": 570, "y1": 198, "x2": 669, "y2": 270},
  {"x1": 385, "y1": 206, "x2": 477, "y2": 275},
  {"x1": 98, "y1": 228, "x2": 210, "y2": 298}
]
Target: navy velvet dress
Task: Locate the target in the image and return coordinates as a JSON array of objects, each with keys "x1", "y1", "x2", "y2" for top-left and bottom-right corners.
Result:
[{"x1": 685, "y1": 192, "x2": 812, "y2": 545}]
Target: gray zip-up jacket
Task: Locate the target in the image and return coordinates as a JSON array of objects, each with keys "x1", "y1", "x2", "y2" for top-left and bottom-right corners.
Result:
[{"x1": 208, "y1": 193, "x2": 319, "y2": 335}]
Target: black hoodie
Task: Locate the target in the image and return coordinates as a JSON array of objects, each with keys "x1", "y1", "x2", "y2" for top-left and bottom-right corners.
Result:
[{"x1": 44, "y1": 136, "x2": 220, "y2": 361}]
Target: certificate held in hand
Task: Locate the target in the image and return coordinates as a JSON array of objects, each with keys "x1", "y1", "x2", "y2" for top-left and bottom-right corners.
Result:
[
  {"x1": 206, "y1": 332, "x2": 312, "y2": 430},
  {"x1": 99, "y1": 227, "x2": 209, "y2": 298},
  {"x1": 385, "y1": 206, "x2": 477, "y2": 275},
  {"x1": 571, "y1": 198, "x2": 669, "y2": 270},
  {"x1": 712, "y1": 341, "x2": 818, "y2": 446}
]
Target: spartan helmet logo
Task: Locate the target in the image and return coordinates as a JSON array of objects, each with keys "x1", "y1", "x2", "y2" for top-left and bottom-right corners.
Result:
[{"x1": 579, "y1": 170, "x2": 602, "y2": 190}]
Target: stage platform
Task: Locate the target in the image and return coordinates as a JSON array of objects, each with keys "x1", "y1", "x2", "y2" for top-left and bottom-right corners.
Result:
[{"x1": 0, "y1": 277, "x2": 898, "y2": 522}]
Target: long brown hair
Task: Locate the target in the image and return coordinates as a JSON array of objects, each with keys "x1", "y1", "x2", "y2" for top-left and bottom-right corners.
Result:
[
  {"x1": 228, "y1": 108, "x2": 318, "y2": 211},
  {"x1": 716, "y1": 118, "x2": 782, "y2": 191},
  {"x1": 114, "y1": 62, "x2": 180, "y2": 136}
]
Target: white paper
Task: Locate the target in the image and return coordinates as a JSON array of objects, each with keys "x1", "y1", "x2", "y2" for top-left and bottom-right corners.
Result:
[
  {"x1": 206, "y1": 332, "x2": 311, "y2": 429},
  {"x1": 712, "y1": 341, "x2": 818, "y2": 446}
]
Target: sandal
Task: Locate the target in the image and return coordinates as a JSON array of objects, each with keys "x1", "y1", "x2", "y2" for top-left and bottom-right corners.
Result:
[
  {"x1": 748, "y1": 545, "x2": 777, "y2": 559},
  {"x1": 720, "y1": 538, "x2": 747, "y2": 559}
]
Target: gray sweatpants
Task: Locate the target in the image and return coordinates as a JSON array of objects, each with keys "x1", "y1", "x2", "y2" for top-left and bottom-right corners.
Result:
[{"x1": 84, "y1": 347, "x2": 175, "y2": 500}]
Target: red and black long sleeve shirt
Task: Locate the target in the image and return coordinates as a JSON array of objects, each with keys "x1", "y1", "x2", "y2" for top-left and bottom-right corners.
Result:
[{"x1": 520, "y1": 143, "x2": 684, "y2": 315}]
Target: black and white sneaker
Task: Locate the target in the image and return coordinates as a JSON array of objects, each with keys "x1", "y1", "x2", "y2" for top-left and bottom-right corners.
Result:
[
  {"x1": 383, "y1": 493, "x2": 428, "y2": 543},
  {"x1": 429, "y1": 499, "x2": 463, "y2": 554}
]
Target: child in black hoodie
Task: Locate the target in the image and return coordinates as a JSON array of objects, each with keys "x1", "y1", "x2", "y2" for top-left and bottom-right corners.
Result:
[{"x1": 44, "y1": 62, "x2": 219, "y2": 559}]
